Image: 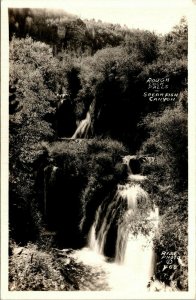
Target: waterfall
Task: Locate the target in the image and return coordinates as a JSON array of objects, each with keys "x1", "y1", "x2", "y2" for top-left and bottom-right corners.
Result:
[
  {"x1": 88, "y1": 191, "x2": 122, "y2": 255},
  {"x1": 71, "y1": 104, "x2": 92, "y2": 139},
  {"x1": 115, "y1": 184, "x2": 149, "y2": 263},
  {"x1": 72, "y1": 155, "x2": 159, "y2": 291}
]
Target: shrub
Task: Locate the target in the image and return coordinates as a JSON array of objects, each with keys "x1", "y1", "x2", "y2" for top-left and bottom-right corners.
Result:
[
  {"x1": 139, "y1": 103, "x2": 187, "y2": 190},
  {"x1": 9, "y1": 242, "x2": 110, "y2": 291},
  {"x1": 9, "y1": 36, "x2": 61, "y2": 243},
  {"x1": 9, "y1": 243, "x2": 68, "y2": 291},
  {"x1": 154, "y1": 191, "x2": 188, "y2": 290}
]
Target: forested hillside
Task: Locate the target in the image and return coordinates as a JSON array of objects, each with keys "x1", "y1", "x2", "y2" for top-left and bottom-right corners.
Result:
[{"x1": 9, "y1": 8, "x2": 188, "y2": 292}]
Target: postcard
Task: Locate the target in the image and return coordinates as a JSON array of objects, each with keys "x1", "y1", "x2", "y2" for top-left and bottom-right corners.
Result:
[{"x1": 1, "y1": 0, "x2": 196, "y2": 299}]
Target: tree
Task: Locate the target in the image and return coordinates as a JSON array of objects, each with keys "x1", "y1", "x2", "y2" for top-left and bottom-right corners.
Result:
[
  {"x1": 140, "y1": 101, "x2": 188, "y2": 190},
  {"x1": 125, "y1": 29, "x2": 159, "y2": 63},
  {"x1": 9, "y1": 37, "x2": 58, "y2": 242}
]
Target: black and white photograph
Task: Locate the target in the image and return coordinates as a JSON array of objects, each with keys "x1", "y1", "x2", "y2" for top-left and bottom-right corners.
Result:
[{"x1": 1, "y1": 0, "x2": 196, "y2": 299}]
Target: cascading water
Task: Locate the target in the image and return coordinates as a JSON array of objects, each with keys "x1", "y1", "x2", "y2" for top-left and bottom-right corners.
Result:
[
  {"x1": 114, "y1": 184, "x2": 149, "y2": 263},
  {"x1": 71, "y1": 104, "x2": 92, "y2": 139},
  {"x1": 71, "y1": 155, "x2": 160, "y2": 291}
]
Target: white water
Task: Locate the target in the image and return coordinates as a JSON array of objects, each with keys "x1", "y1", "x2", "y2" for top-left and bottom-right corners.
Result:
[
  {"x1": 71, "y1": 104, "x2": 92, "y2": 139},
  {"x1": 72, "y1": 156, "x2": 160, "y2": 291}
]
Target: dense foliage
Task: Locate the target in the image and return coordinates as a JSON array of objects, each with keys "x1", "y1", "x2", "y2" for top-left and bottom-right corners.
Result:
[
  {"x1": 8, "y1": 8, "x2": 188, "y2": 291},
  {"x1": 9, "y1": 242, "x2": 109, "y2": 291},
  {"x1": 41, "y1": 139, "x2": 127, "y2": 248},
  {"x1": 138, "y1": 98, "x2": 188, "y2": 289}
]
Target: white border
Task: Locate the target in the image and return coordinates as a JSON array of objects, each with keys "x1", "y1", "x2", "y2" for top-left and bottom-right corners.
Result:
[{"x1": 1, "y1": 0, "x2": 196, "y2": 299}]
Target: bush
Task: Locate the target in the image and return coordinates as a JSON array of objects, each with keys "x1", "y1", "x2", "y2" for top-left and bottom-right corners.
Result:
[
  {"x1": 138, "y1": 164, "x2": 188, "y2": 290},
  {"x1": 9, "y1": 242, "x2": 110, "y2": 291},
  {"x1": 139, "y1": 103, "x2": 187, "y2": 190},
  {"x1": 9, "y1": 36, "x2": 60, "y2": 243},
  {"x1": 154, "y1": 191, "x2": 188, "y2": 290},
  {"x1": 139, "y1": 107, "x2": 188, "y2": 290},
  {"x1": 9, "y1": 243, "x2": 68, "y2": 291}
]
